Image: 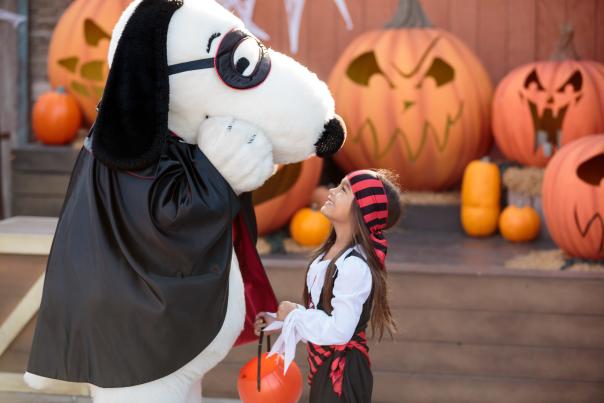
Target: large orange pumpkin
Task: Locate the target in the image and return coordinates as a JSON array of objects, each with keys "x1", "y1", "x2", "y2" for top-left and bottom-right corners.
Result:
[
  {"x1": 493, "y1": 26, "x2": 604, "y2": 167},
  {"x1": 542, "y1": 135, "x2": 604, "y2": 260},
  {"x1": 48, "y1": 0, "x2": 132, "y2": 124},
  {"x1": 253, "y1": 157, "x2": 323, "y2": 235},
  {"x1": 237, "y1": 352, "x2": 303, "y2": 403},
  {"x1": 328, "y1": 0, "x2": 493, "y2": 190},
  {"x1": 32, "y1": 87, "x2": 82, "y2": 145}
]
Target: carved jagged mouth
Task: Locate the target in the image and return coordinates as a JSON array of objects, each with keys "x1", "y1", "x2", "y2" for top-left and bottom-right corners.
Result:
[
  {"x1": 528, "y1": 101, "x2": 569, "y2": 156},
  {"x1": 353, "y1": 101, "x2": 464, "y2": 162},
  {"x1": 574, "y1": 207, "x2": 604, "y2": 254}
]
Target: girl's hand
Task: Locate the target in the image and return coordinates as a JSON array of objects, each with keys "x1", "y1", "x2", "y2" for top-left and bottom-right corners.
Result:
[
  {"x1": 277, "y1": 301, "x2": 298, "y2": 321},
  {"x1": 254, "y1": 312, "x2": 279, "y2": 336}
]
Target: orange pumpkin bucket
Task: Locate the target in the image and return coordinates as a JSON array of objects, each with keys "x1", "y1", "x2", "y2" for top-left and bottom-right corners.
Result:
[{"x1": 237, "y1": 332, "x2": 303, "y2": 403}]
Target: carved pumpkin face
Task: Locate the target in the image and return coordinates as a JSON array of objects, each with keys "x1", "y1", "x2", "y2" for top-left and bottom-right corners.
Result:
[
  {"x1": 345, "y1": 36, "x2": 461, "y2": 159},
  {"x1": 329, "y1": 29, "x2": 493, "y2": 190},
  {"x1": 493, "y1": 61, "x2": 604, "y2": 167},
  {"x1": 48, "y1": 0, "x2": 131, "y2": 124},
  {"x1": 542, "y1": 135, "x2": 604, "y2": 260}
]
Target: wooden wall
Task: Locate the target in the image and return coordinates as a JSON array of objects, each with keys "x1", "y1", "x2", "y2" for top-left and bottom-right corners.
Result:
[
  {"x1": 0, "y1": 0, "x2": 19, "y2": 218},
  {"x1": 252, "y1": 0, "x2": 604, "y2": 84}
]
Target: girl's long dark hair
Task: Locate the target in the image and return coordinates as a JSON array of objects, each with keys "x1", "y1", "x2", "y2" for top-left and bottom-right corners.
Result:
[{"x1": 302, "y1": 169, "x2": 403, "y2": 341}]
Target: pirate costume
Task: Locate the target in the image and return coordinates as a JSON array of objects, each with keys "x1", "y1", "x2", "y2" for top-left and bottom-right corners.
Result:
[{"x1": 271, "y1": 169, "x2": 389, "y2": 403}]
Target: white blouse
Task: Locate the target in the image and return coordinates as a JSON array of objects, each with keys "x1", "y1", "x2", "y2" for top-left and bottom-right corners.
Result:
[{"x1": 269, "y1": 244, "x2": 373, "y2": 372}]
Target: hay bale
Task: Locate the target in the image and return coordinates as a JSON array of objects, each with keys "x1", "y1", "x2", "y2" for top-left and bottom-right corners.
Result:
[
  {"x1": 505, "y1": 249, "x2": 604, "y2": 272},
  {"x1": 505, "y1": 249, "x2": 566, "y2": 271},
  {"x1": 283, "y1": 237, "x2": 316, "y2": 254},
  {"x1": 256, "y1": 237, "x2": 271, "y2": 255},
  {"x1": 502, "y1": 167, "x2": 544, "y2": 197},
  {"x1": 401, "y1": 191, "x2": 460, "y2": 206}
]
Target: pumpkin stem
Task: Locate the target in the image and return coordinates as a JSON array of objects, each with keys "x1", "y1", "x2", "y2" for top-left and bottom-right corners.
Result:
[
  {"x1": 56, "y1": 86, "x2": 66, "y2": 94},
  {"x1": 550, "y1": 24, "x2": 579, "y2": 61},
  {"x1": 385, "y1": 0, "x2": 432, "y2": 29}
]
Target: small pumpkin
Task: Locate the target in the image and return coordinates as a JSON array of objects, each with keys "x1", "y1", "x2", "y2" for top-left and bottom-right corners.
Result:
[
  {"x1": 493, "y1": 25, "x2": 604, "y2": 166},
  {"x1": 499, "y1": 205, "x2": 541, "y2": 242},
  {"x1": 48, "y1": 0, "x2": 132, "y2": 123},
  {"x1": 542, "y1": 134, "x2": 604, "y2": 259},
  {"x1": 253, "y1": 157, "x2": 323, "y2": 236},
  {"x1": 329, "y1": 0, "x2": 493, "y2": 190},
  {"x1": 32, "y1": 87, "x2": 82, "y2": 145},
  {"x1": 461, "y1": 159, "x2": 501, "y2": 237},
  {"x1": 238, "y1": 352, "x2": 303, "y2": 403},
  {"x1": 290, "y1": 206, "x2": 331, "y2": 247}
]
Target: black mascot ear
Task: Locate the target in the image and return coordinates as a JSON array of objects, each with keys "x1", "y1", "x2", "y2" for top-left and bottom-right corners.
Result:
[{"x1": 92, "y1": 0, "x2": 183, "y2": 171}]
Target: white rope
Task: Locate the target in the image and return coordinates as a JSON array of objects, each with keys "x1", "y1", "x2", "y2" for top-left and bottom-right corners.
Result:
[
  {"x1": 217, "y1": 0, "x2": 353, "y2": 54},
  {"x1": 0, "y1": 9, "x2": 26, "y2": 29}
]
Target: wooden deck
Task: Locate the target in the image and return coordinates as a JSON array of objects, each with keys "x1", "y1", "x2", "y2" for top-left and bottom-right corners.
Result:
[
  {"x1": 0, "y1": 392, "x2": 239, "y2": 403},
  {"x1": 205, "y1": 229, "x2": 604, "y2": 403},
  {"x1": 0, "y1": 216, "x2": 603, "y2": 402}
]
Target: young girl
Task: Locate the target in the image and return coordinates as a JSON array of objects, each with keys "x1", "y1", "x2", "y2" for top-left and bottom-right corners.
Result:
[{"x1": 255, "y1": 168, "x2": 402, "y2": 403}]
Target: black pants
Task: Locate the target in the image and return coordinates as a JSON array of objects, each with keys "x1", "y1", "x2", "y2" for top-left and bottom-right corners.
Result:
[{"x1": 309, "y1": 349, "x2": 373, "y2": 403}]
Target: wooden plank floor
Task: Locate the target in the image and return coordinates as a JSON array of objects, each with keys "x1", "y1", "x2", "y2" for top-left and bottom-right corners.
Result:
[
  {"x1": 204, "y1": 229, "x2": 604, "y2": 402},
  {"x1": 0, "y1": 392, "x2": 239, "y2": 403}
]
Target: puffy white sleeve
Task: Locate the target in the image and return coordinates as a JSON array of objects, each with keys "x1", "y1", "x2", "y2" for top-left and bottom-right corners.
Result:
[{"x1": 269, "y1": 257, "x2": 372, "y2": 372}]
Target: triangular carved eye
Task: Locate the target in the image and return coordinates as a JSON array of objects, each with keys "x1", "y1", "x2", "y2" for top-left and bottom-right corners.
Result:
[
  {"x1": 422, "y1": 57, "x2": 455, "y2": 87},
  {"x1": 557, "y1": 70, "x2": 583, "y2": 93},
  {"x1": 84, "y1": 19, "x2": 110, "y2": 47},
  {"x1": 577, "y1": 153, "x2": 604, "y2": 187},
  {"x1": 524, "y1": 69, "x2": 546, "y2": 90},
  {"x1": 346, "y1": 51, "x2": 394, "y2": 88}
]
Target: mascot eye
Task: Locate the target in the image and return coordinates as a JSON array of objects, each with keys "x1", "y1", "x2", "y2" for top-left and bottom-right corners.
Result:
[
  {"x1": 232, "y1": 37, "x2": 261, "y2": 77},
  {"x1": 215, "y1": 29, "x2": 271, "y2": 90}
]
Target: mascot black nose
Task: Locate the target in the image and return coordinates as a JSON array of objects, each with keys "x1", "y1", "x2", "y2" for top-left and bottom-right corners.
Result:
[{"x1": 315, "y1": 115, "x2": 346, "y2": 158}]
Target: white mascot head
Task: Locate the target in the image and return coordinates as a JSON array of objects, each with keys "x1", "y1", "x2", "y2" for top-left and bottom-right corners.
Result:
[{"x1": 103, "y1": 0, "x2": 345, "y2": 172}]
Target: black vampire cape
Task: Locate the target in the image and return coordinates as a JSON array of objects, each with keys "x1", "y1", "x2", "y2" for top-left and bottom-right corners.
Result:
[{"x1": 26, "y1": 0, "x2": 277, "y2": 387}]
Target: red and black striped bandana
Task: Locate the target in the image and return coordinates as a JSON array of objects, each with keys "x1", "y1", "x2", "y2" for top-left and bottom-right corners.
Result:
[{"x1": 345, "y1": 169, "x2": 389, "y2": 268}]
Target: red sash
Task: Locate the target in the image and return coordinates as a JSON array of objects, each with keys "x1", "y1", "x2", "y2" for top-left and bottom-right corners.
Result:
[{"x1": 306, "y1": 331, "x2": 370, "y2": 397}]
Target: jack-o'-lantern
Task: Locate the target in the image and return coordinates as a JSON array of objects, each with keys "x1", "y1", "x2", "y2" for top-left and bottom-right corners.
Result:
[
  {"x1": 48, "y1": 0, "x2": 132, "y2": 124},
  {"x1": 493, "y1": 26, "x2": 604, "y2": 166},
  {"x1": 329, "y1": 0, "x2": 493, "y2": 190},
  {"x1": 253, "y1": 157, "x2": 323, "y2": 235},
  {"x1": 542, "y1": 135, "x2": 604, "y2": 260}
]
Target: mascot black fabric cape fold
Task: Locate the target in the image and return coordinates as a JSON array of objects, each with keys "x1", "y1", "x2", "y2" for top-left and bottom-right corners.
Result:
[{"x1": 27, "y1": 0, "x2": 278, "y2": 387}]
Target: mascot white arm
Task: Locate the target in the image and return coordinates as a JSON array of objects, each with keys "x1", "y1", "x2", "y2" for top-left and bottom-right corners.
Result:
[
  {"x1": 23, "y1": 0, "x2": 345, "y2": 402},
  {"x1": 197, "y1": 117, "x2": 275, "y2": 194}
]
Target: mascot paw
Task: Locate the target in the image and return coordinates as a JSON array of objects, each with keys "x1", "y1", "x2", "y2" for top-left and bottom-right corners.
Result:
[
  {"x1": 197, "y1": 116, "x2": 276, "y2": 194},
  {"x1": 23, "y1": 372, "x2": 57, "y2": 390}
]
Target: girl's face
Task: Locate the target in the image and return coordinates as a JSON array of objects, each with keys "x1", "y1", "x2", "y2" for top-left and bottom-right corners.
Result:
[{"x1": 320, "y1": 178, "x2": 355, "y2": 222}]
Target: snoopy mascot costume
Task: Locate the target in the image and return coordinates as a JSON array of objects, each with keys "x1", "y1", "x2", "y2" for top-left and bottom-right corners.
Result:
[{"x1": 23, "y1": 0, "x2": 345, "y2": 401}]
